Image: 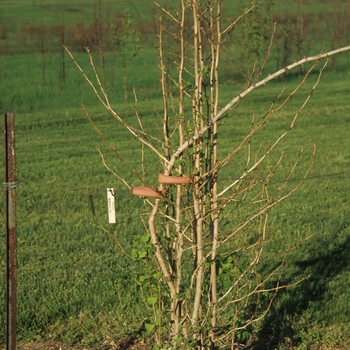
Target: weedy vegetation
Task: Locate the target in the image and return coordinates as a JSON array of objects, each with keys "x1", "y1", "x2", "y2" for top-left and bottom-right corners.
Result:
[{"x1": 0, "y1": 0, "x2": 350, "y2": 349}]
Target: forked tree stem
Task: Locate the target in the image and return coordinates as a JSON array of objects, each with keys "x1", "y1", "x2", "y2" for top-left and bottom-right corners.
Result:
[{"x1": 66, "y1": 0, "x2": 350, "y2": 347}]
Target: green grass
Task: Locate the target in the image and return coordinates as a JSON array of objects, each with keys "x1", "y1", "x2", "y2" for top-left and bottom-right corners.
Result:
[
  {"x1": 1, "y1": 108, "x2": 164, "y2": 345},
  {"x1": 0, "y1": 58, "x2": 348, "y2": 348},
  {"x1": 0, "y1": 1, "x2": 350, "y2": 348},
  {"x1": 2, "y1": 109, "x2": 154, "y2": 344}
]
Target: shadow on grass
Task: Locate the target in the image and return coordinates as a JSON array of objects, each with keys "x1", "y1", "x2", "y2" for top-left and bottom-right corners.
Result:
[{"x1": 250, "y1": 223, "x2": 350, "y2": 349}]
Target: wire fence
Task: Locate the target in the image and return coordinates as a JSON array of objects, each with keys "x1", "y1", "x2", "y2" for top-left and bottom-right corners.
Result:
[
  {"x1": 15, "y1": 169, "x2": 350, "y2": 196},
  {"x1": 7, "y1": 169, "x2": 348, "y2": 219}
]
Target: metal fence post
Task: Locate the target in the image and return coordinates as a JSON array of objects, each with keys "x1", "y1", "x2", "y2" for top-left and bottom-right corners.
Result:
[{"x1": 4, "y1": 112, "x2": 16, "y2": 350}]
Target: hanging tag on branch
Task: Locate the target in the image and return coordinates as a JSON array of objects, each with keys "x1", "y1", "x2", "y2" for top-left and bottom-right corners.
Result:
[{"x1": 107, "y1": 188, "x2": 116, "y2": 224}]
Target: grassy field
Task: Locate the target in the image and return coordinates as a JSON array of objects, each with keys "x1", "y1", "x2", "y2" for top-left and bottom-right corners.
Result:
[{"x1": 0, "y1": 0, "x2": 350, "y2": 349}]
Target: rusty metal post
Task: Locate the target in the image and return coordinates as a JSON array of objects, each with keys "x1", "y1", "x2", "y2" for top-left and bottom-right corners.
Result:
[{"x1": 4, "y1": 113, "x2": 16, "y2": 350}]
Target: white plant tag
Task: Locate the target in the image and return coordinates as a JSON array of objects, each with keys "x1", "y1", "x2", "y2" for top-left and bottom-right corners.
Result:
[{"x1": 107, "y1": 188, "x2": 116, "y2": 224}]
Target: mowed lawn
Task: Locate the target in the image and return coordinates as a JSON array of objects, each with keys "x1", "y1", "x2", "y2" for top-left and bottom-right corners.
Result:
[{"x1": 0, "y1": 0, "x2": 350, "y2": 348}]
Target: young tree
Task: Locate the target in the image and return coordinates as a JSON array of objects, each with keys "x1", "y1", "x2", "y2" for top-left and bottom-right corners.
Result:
[
  {"x1": 92, "y1": 0, "x2": 111, "y2": 90},
  {"x1": 236, "y1": 0, "x2": 274, "y2": 77},
  {"x1": 111, "y1": 7, "x2": 140, "y2": 102},
  {"x1": 20, "y1": 25, "x2": 51, "y2": 86},
  {"x1": 50, "y1": 3, "x2": 67, "y2": 86},
  {"x1": 65, "y1": 0, "x2": 350, "y2": 348}
]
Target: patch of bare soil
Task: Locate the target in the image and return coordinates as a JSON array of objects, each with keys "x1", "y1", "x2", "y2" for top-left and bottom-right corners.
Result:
[{"x1": 2, "y1": 340, "x2": 348, "y2": 350}]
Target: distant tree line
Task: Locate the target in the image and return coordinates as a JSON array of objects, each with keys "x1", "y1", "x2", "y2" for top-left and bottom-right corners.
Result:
[
  {"x1": 0, "y1": 0, "x2": 349, "y2": 92},
  {"x1": 0, "y1": 4, "x2": 151, "y2": 55},
  {"x1": 0, "y1": 0, "x2": 348, "y2": 57},
  {"x1": 232, "y1": 0, "x2": 350, "y2": 78}
]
